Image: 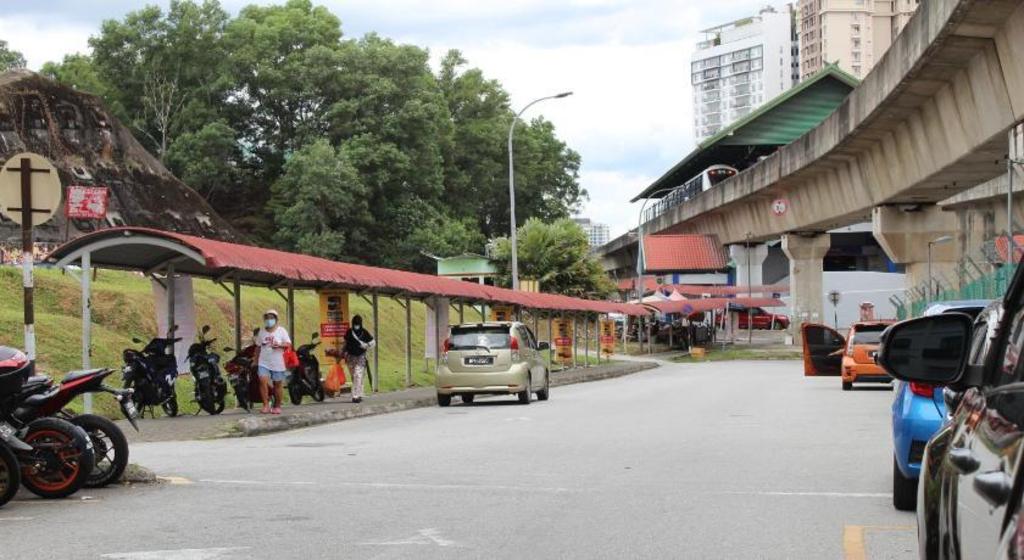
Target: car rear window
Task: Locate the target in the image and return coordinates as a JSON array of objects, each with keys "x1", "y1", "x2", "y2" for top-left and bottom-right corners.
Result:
[
  {"x1": 450, "y1": 326, "x2": 511, "y2": 350},
  {"x1": 851, "y1": 325, "x2": 886, "y2": 345}
]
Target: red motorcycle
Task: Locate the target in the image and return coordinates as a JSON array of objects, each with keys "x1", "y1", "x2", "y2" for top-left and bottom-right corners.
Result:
[
  {"x1": 12, "y1": 365, "x2": 138, "y2": 488},
  {"x1": 224, "y1": 331, "x2": 262, "y2": 412}
]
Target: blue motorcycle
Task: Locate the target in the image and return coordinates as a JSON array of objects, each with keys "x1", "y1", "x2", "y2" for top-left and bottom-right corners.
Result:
[{"x1": 122, "y1": 329, "x2": 181, "y2": 417}]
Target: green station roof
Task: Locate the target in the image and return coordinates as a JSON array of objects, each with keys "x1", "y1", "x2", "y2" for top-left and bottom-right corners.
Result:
[{"x1": 632, "y1": 65, "x2": 859, "y2": 202}]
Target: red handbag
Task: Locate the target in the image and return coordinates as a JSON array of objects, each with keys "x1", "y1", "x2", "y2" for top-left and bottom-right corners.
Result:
[{"x1": 283, "y1": 346, "x2": 300, "y2": 369}]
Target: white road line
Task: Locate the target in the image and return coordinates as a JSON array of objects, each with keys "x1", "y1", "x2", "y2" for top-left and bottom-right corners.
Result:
[
  {"x1": 0, "y1": 516, "x2": 35, "y2": 521},
  {"x1": 199, "y1": 479, "x2": 314, "y2": 486},
  {"x1": 359, "y1": 528, "x2": 460, "y2": 547},
  {"x1": 101, "y1": 547, "x2": 250, "y2": 560},
  {"x1": 718, "y1": 491, "x2": 890, "y2": 498}
]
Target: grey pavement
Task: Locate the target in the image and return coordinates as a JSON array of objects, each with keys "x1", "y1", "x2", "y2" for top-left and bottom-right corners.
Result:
[{"x1": 3, "y1": 359, "x2": 916, "y2": 559}]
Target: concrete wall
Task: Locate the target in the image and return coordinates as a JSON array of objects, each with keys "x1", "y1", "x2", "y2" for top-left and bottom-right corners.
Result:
[{"x1": 779, "y1": 271, "x2": 907, "y2": 328}]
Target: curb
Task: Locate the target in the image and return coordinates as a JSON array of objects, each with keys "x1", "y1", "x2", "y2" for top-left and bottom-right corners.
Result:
[{"x1": 232, "y1": 361, "x2": 659, "y2": 437}]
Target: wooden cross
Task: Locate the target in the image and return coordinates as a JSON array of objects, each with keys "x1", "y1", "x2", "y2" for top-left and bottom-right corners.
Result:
[{"x1": 6, "y1": 157, "x2": 53, "y2": 227}]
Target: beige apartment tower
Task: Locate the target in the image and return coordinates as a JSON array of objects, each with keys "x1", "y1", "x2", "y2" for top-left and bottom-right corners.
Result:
[{"x1": 798, "y1": 0, "x2": 919, "y2": 80}]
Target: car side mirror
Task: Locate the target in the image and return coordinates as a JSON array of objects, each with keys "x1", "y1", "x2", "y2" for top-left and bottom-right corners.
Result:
[
  {"x1": 538, "y1": 341, "x2": 551, "y2": 351},
  {"x1": 877, "y1": 313, "x2": 973, "y2": 385}
]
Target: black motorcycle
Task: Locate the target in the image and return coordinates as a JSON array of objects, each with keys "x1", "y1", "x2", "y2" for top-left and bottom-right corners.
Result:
[
  {"x1": 288, "y1": 332, "x2": 325, "y2": 406},
  {"x1": 122, "y1": 329, "x2": 181, "y2": 417},
  {"x1": 188, "y1": 325, "x2": 227, "y2": 415}
]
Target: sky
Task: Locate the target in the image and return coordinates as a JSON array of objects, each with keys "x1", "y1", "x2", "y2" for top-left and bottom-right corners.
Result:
[{"x1": 0, "y1": 0, "x2": 778, "y2": 239}]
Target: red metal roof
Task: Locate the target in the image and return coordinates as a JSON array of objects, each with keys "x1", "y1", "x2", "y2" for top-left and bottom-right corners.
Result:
[
  {"x1": 48, "y1": 227, "x2": 649, "y2": 316},
  {"x1": 645, "y1": 297, "x2": 787, "y2": 315},
  {"x1": 664, "y1": 284, "x2": 790, "y2": 296},
  {"x1": 642, "y1": 234, "x2": 728, "y2": 272}
]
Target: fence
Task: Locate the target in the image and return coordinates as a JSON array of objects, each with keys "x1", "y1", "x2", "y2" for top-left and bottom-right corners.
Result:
[{"x1": 894, "y1": 261, "x2": 1016, "y2": 320}]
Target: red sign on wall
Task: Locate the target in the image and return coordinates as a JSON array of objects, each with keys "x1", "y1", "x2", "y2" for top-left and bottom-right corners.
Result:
[{"x1": 65, "y1": 186, "x2": 110, "y2": 219}]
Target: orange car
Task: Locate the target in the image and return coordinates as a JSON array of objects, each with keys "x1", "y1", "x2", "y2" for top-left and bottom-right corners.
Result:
[{"x1": 801, "y1": 321, "x2": 895, "y2": 390}]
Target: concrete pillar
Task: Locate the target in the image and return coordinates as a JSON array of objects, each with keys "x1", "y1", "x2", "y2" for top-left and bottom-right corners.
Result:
[
  {"x1": 782, "y1": 233, "x2": 830, "y2": 344},
  {"x1": 872, "y1": 205, "x2": 958, "y2": 294},
  {"x1": 729, "y1": 244, "x2": 769, "y2": 293}
]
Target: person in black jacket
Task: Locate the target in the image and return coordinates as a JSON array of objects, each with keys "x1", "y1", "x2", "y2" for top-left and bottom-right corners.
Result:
[{"x1": 344, "y1": 314, "x2": 375, "y2": 403}]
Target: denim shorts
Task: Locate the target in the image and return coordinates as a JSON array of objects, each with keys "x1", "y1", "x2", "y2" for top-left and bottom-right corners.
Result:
[{"x1": 258, "y1": 366, "x2": 287, "y2": 382}]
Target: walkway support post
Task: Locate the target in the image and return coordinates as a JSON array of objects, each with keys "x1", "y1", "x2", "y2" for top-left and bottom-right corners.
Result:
[
  {"x1": 372, "y1": 293, "x2": 380, "y2": 393},
  {"x1": 572, "y1": 314, "x2": 578, "y2": 369},
  {"x1": 621, "y1": 314, "x2": 627, "y2": 356},
  {"x1": 547, "y1": 313, "x2": 554, "y2": 364},
  {"x1": 459, "y1": 302, "x2": 465, "y2": 324},
  {"x1": 405, "y1": 296, "x2": 412, "y2": 388},
  {"x1": 81, "y1": 251, "x2": 92, "y2": 414},
  {"x1": 286, "y1": 283, "x2": 295, "y2": 339},
  {"x1": 583, "y1": 314, "x2": 590, "y2": 368},
  {"x1": 233, "y1": 277, "x2": 241, "y2": 351},
  {"x1": 166, "y1": 263, "x2": 175, "y2": 341}
]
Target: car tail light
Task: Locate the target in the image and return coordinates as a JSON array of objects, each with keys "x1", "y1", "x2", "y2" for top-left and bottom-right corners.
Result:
[
  {"x1": 909, "y1": 382, "x2": 934, "y2": 398},
  {"x1": 510, "y1": 337, "x2": 520, "y2": 361}
]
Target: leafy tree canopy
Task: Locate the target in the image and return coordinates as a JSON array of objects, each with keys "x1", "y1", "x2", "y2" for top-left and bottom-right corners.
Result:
[{"x1": 0, "y1": 40, "x2": 26, "y2": 71}]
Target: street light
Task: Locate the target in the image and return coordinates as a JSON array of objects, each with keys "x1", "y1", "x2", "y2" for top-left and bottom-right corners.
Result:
[
  {"x1": 634, "y1": 187, "x2": 679, "y2": 302},
  {"x1": 928, "y1": 235, "x2": 953, "y2": 300},
  {"x1": 508, "y1": 91, "x2": 573, "y2": 291}
]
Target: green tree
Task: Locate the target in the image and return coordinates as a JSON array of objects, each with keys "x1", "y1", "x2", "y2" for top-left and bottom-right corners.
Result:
[
  {"x1": 490, "y1": 218, "x2": 615, "y2": 298},
  {"x1": 270, "y1": 138, "x2": 371, "y2": 261},
  {"x1": 164, "y1": 120, "x2": 240, "y2": 204},
  {"x1": 40, "y1": 54, "x2": 121, "y2": 113},
  {"x1": 0, "y1": 40, "x2": 26, "y2": 71}
]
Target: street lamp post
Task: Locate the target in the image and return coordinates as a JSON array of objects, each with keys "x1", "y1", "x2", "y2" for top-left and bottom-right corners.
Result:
[
  {"x1": 928, "y1": 235, "x2": 953, "y2": 300},
  {"x1": 634, "y1": 188, "x2": 679, "y2": 302},
  {"x1": 508, "y1": 91, "x2": 573, "y2": 291}
]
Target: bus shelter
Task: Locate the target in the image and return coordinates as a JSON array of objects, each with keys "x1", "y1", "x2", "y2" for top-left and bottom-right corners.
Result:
[{"x1": 48, "y1": 227, "x2": 648, "y2": 410}]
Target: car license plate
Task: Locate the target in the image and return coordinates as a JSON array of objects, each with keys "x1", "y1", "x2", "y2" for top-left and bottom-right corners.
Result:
[
  {"x1": 123, "y1": 400, "x2": 138, "y2": 418},
  {"x1": 197, "y1": 369, "x2": 209, "y2": 379},
  {"x1": 0, "y1": 422, "x2": 15, "y2": 440},
  {"x1": 464, "y1": 356, "x2": 494, "y2": 366}
]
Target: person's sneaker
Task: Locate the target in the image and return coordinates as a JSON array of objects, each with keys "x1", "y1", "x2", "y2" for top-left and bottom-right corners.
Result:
[
  {"x1": 271, "y1": 407, "x2": 282, "y2": 415},
  {"x1": 260, "y1": 405, "x2": 271, "y2": 414}
]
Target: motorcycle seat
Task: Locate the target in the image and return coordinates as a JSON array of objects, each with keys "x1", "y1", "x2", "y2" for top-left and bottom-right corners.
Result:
[
  {"x1": 62, "y1": 368, "x2": 107, "y2": 384},
  {"x1": 22, "y1": 376, "x2": 52, "y2": 392},
  {"x1": 21, "y1": 387, "x2": 59, "y2": 407}
]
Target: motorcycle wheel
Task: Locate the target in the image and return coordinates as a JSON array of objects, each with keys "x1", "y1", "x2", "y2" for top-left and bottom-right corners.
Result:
[
  {"x1": 162, "y1": 395, "x2": 179, "y2": 417},
  {"x1": 288, "y1": 382, "x2": 303, "y2": 406},
  {"x1": 69, "y1": 414, "x2": 128, "y2": 488},
  {"x1": 0, "y1": 443, "x2": 20, "y2": 507},
  {"x1": 196, "y1": 379, "x2": 217, "y2": 416},
  {"x1": 313, "y1": 384, "x2": 326, "y2": 402},
  {"x1": 232, "y1": 380, "x2": 250, "y2": 412},
  {"x1": 19, "y1": 417, "x2": 95, "y2": 499}
]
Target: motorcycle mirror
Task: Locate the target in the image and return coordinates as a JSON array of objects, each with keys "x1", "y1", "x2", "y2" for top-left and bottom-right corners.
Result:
[
  {"x1": 252, "y1": 328, "x2": 260, "y2": 336},
  {"x1": 132, "y1": 337, "x2": 143, "y2": 344},
  {"x1": 202, "y1": 325, "x2": 211, "y2": 335},
  {"x1": 223, "y1": 347, "x2": 234, "y2": 354},
  {"x1": 170, "y1": 324, "x2": 179, "y2": 332},
  {"x1": 311, "y1": 332, "x2": 319, "y2": 340}
]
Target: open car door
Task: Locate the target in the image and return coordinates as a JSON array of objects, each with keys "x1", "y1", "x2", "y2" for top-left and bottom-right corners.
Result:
[{"x1": 801, "y1": 323, "x2": 845, "y2": 376}]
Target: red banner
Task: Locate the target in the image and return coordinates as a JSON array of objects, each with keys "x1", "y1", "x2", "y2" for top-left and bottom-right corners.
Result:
[{"x1": 65, "y1": 186, "x2": 109, "y2": 219}]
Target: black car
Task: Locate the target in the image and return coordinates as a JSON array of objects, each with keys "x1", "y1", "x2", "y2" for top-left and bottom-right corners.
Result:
[{"x1": 878, "y1": 266, "x2": 1024, "y2": 559}]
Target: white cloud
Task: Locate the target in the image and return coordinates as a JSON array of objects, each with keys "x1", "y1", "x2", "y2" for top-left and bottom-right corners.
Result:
[{"x1": 0, "y1": 16, "x2": 91, "y2": 68}]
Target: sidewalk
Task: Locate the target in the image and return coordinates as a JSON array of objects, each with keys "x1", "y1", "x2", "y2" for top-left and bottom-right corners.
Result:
[{"x1": 116, "y1": 359, "x2": 659, "y2": 443}]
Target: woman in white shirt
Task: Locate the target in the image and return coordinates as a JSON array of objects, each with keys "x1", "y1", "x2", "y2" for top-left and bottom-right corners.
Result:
[{"x1": 256, "y1": 309, "x2": 291, "y2": 415}]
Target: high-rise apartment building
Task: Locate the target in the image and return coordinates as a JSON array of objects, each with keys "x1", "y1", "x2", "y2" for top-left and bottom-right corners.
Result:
[
  {"x1": 798, "y1": 0, "x2": 920, "y2": 81},
  {"x1": 574, "y1": 218, "x2": 611, "y2": 248},
  {"x1": 691, "y1": 6, "x2": 797, "y2": 142}
]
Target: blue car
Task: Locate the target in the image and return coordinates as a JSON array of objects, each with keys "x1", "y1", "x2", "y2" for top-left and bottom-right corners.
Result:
[{"x1": 890, "y1": 299, "x2": 991, "y2": 511}]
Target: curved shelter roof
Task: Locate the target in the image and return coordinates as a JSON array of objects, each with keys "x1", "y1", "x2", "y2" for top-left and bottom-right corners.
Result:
[
  {"x1": 632, "y1": 65, "x2": 858, "y2": 202},
  {"x1": 645, "y1": 297, "x2": 786, "y2": 315},
  {"x1": 48, "y1": 227, "x2": 646, "y2": 316}
]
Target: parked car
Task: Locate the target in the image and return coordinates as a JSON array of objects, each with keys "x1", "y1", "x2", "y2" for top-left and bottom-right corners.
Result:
[
  {"x1": 436, "y1": 322, "x2": 550, "y2": 407},
  {"x1": 877, "y1": 271, "x2": 1024, "y2": 558},
  {"x1": 800, "y1": 321, "x2": 893, "y2": 388},
  {"x1": 717, "y1": 307, "x2": 790, "y2": 330},
  {"x1": 890, "y1": 300, "x2": 992, "y2": 511}
]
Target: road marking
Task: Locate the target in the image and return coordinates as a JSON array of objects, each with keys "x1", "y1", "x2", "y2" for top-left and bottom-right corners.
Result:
[
  {"x1": 359, "y1": 528, "x2": 460, "y2": 547},
  {"x1": 157, "y1": 476, "x2": 193, "y2": 485},
  {"x1": 101, "y1": 547, "x2": 250, "y2": 560},
  {"x1": 199, "y1": 479, "x2": 314, "y2": 486},
  {"x1": 720, "y1": 491, "x2": 890, "y2": 499},
  {"x1": 0, "y1": 516, "x2": 34, "y2": 521},
  {"x1": 843, "y1": 525, "x2": 915, "y2": 560}
]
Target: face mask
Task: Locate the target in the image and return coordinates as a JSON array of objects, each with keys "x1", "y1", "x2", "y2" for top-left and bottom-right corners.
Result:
[{"x1": 265, "y1": 318, "x2": 277, "y2": 328}]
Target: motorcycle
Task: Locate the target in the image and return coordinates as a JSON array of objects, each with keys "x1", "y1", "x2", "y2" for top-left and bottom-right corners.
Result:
[
  {"x1": 0, "y1": 347, "x2": 95, "y2": 499},
  {"x1": 10, "y1": 365, "x2": 137, "y2": 488},
  {"x1": 188, "y1": 325, "x2": 227, "y2": 415},
  {"x1": 224, "y1": 329, "x2": 261, "y2": 412},
  {"x1": 288, "y1": 332, "x2": 325, "y2": 406},
  {"x1": 0, "y1": 422, "x2": 26, "y2": 508},
  {"x1": 122, "y1": 329, "x2": 181, "y2": 417}
]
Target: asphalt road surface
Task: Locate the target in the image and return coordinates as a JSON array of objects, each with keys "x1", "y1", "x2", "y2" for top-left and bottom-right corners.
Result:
[{"x1": 1, "y1": 360, "x2": 916, "y2": 559}]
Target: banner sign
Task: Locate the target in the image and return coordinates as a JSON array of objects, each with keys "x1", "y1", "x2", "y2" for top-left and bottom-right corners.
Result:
[
  {"x1": 65, "y1": 185, "x2": 109, "y2": 219},
  {"x1": 552, "y1": 318, "x2": 574, "y2": 365},
  {"x1": 490, "y1": 304, "x2": 515, "y2": 322},
  {"x1": 318, "y1": 289, "x2": 350, "y2": 364},
  {"x1": 599, "y1": 319, "x2": 616, "y2": 357}
]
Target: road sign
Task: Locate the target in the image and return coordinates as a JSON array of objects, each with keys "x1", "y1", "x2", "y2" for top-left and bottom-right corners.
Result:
[
  {"x1": 828, "y1": 290, "x2": 841, "y2": 306},
  {"x1": 0, "y1": 152, "x2": 61, "y2": 226},
  {"x1": 65, "y1": 185, "x2": 109, "y2": 219},
  {"x1": 771, "y1": 198, "x2": 788, "y2": 216}
]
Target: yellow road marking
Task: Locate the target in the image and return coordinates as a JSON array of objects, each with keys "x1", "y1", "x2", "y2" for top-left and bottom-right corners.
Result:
[
  {"x1": 157, "y1": 476, "x2": 193, "y2": 485},
  {"x1": 844, "y1": 524, "x2": 915, "y2": 559}
]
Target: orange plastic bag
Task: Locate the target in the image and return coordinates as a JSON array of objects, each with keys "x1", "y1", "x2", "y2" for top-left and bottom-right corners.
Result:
[{"x1": 324, "y1": 363, "x2": 347, "y2": 395}]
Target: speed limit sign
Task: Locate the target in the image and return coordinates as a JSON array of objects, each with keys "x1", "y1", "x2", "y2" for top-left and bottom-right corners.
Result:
[{"x1": 771, "y1": 199, "x2": 788, "y2": 216}]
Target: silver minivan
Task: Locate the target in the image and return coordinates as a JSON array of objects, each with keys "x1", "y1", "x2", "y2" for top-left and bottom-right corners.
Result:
[{"x1": 435, "y1": 322, "x2": 550, "y2": 406}]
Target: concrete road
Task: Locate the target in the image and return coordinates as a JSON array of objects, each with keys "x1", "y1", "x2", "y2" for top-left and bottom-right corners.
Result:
[{"x1": 1, "y1": 360, "x2": 916, "y2": 559}]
